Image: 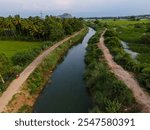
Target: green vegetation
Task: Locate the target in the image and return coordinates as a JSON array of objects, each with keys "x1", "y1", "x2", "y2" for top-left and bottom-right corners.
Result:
[
  {"x1": 104, "y1": 30, "x2": 141, "y2": 72},
  {"x1": 11, "y1": 41, "x2": 53, "y2": 66},
  {"x1": 0, "y1": 54, "x2": 13, "y2": 92},
  {"x1": 0, "y1": 41, "x2": 53, "y2": 94},
  {"x1": 129, "y1": 44, "x2": 150, "y2": 64},
  {"x1": 17, "y1": 105, "x2": 32, "y2": 113},
  {"x1": 84, "y1": 28, "x2": 138, "y2": 113},
  {"x1": 0, "y1": 15, "x2": 84, "y2": 41},
  {"x1": 98, "y1": 19, "x2": 149, "y2": 43},
  {"x1": 11, "y1": 29, "x2": 88, "y2": 112},
  {"x1": 94, "y1": 19, "x2": 150, "y2": 92},
  {"x1": 104, "y1": 29, "x2": 150, "y2": 92},
  {"x1": 26, "y1": 28, "x2": 88, "y2": 95},
  {"x1": 99, "y1": 19, "x2": 149, "y2": 26},
  {"x1": 0, "y1": 15, "x2": 84, "y2": 94},
  {"x1": 0, "y1": 40, "x2": 40, "y2": 58}
]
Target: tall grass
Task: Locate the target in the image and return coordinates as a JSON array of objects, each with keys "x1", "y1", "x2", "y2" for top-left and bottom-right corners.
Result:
[
  {"x1": 84, "y1": 29, "x2": 138, "y2": 113},
  {"x1": 104, "y1": 29, "x2": 150, "y2": 92}
]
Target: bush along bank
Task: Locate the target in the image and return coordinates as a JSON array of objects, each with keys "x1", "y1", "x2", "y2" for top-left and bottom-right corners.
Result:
[
  {"x1": 84, "y1": 29, "x2": 140, "y2": 112},
  {"x1": 5, "y1": 28, "x2": 88, "y2": 112},
  {"x1": 104, "y1": 29, "x2": 150, "y2": 92}
]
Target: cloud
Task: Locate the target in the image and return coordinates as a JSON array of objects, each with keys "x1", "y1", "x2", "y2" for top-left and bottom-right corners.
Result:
[
  {"x1": 54, "y1": 0, "x2": 73, "y2": 9},
  {"x1": 0, "y1": 0, "x2": 150, "y2": 17}
]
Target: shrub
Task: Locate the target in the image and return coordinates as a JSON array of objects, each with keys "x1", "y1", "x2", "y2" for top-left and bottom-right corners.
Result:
[
  {"x1": 11, "y1": 49, "x2": 39, "y2": 66},
  {"x1": 84, "y1": 29, "x2": 136, "y2": 113},
  {"x1": 18, "y1": 105, "x2": 32, "y2": 113},
  {"x1": 105, "y1": 100, "x2": 121, "y2": 113},
  {"x1": 105, "y1": 37, "x2": 122, "y2": 48},
  {"x1": 140, "y1": 34, "x2": 150, "y2": 44},
  {"x1": 0, "y1": 53, "x2": 13, "y2": 78},
  {"x1": 104, "y1": 29, "x2": 117, "y2": 37},
  {"x1": 104, "y1": 28, "x2": 150, "y2": 93},
  {"x1": 139, "y1": 67, "x2": 150, "y2": 89}
]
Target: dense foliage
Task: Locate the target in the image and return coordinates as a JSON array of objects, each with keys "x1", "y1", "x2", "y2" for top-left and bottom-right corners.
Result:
[
  {"x1": 0, "y1": 15, "x2": 84, "y2": 93},
  {"x1": 0, "y1": 15, "x2": 84, "y2": 41},
  {"x1": 140, "y1": 34, "x2": 150, "y2": 45},
  {"x1": 10, "y1": 29, "x2": 88, "y2": 112},
  {"x1": 84, "y1": 29, "x2": 137, "y2": 112},
  {"x1": 104, "y1": 29, "x2": 150, "y2": 91}
]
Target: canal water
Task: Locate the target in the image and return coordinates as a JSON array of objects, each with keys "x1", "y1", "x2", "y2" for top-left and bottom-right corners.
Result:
[
  {"x1": 33, "y1": 28, "x2": 95, "y2": 113},
  {"x1": 121, "y1": 41, "x2": 138, "y2": 59}
]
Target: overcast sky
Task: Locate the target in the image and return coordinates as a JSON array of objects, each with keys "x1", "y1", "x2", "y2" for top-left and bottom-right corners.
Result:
[{"x1": 0, "y1": 0, "x2": 150, "y2": 17}]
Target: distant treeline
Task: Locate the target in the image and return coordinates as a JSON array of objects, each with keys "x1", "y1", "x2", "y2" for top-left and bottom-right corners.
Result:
[
  {"x1": 0, "y1": 15, "x2": 84, "y2": 41},
  {"x1": 84, "y1": 14, "x2": 150, "y2": 20}
]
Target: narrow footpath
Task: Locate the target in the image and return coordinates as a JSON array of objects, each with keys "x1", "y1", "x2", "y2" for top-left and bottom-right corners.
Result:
[
  {"x1": 0, "y1": 30, "x2": 83, "y2": 112},
  {"x1": 98, "y1": 29, "x2": 150, "y2": 112}
]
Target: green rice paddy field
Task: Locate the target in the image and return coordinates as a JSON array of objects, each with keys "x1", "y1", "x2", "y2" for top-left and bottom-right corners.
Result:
[{"x1": 0, "y1": 40, "x2": 41, "y2": 58}]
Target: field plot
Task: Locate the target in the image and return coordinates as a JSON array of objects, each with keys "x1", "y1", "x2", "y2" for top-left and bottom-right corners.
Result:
[
  {"x1": 0, "y1": 40, "x2": 40, "y2": 58},
  {"x1": 97, "y1": 19, "x2": 150, "y2": 93}
]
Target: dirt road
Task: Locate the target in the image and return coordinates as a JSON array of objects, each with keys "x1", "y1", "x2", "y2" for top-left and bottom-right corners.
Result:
[
  {"x1": 98, "y1": 29, "x2": 150, "y2": 112},
  {"x1": 0, "y1": 30, "x2": 83, "y2": 112}
]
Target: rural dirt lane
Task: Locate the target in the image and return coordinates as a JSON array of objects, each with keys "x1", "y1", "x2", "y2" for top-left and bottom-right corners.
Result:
[
  {"x1": 0, "y1": 30, "x2": 83, "y2": 112},
  {"x1": 98, "y1": 29, "x2": 150, "y2": 112}
]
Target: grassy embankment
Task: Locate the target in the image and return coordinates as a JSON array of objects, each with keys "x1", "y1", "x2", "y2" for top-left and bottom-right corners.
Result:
[
  {"x1": 99, "y1": 19, "x2": 150, "y2": 91},
  {"x1": 104, "y1": 28, "x2": 150, "y2": 93},
  {"x1": 5, "y1": 28, "x2": 88, "y2": 112},
  {"x1": 115, "y1": 22, "x2": 150, "y2": 65},
  {"x1": 100, "y1": 19, "x2": 150, "y2": 65},
  {"x1": 84, "y1": 28, "x2": 139, "y2": 112}
]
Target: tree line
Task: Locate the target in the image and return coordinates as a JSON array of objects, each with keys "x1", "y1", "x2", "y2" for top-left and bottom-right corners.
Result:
[{"x1": 0, "y1": 15, "x2": 84, "y2": 41}]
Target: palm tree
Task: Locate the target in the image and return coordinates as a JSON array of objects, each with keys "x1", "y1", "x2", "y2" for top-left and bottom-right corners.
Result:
[{"x1": 14, "y1": 15, "x2": 22, "y2": 35}]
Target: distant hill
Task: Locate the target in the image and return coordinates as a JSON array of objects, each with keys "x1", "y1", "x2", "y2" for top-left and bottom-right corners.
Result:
[{"x1": 58, "y1": 13, "x2": 72, "y2": 18}]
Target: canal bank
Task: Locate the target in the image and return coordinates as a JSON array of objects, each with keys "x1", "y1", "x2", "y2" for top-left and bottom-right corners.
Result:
[
  {"x1": 4, "y1": 28, "x2": 95, "y2": 112},
  {"x1": 33, "y1": 28, "x2": 95, "y2": 113}
]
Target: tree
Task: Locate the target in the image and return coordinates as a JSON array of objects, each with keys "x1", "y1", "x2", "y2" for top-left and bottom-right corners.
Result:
[
  {"x1": 63, "y1": 19, "x2": 73, "y2": 35},
  {"x1": 0, "y1": 15, "x2": 84, "y2": 41},
  {"x1": 0, "y1": 54, "x2": 12, "y2": 83},
  {"x1": 14, "y1": 15, "x2": 22, "y2": 35}
]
